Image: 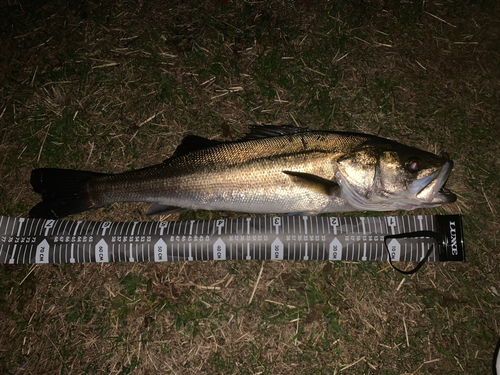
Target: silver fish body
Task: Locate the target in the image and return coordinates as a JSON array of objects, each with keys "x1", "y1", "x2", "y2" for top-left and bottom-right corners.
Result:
[{"x1": 30, "y1": 126, "x2": 456, "y2": 219}]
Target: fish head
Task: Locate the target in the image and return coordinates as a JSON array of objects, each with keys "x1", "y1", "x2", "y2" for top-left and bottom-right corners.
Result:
[{"x1": 335, "y1": 140, "x2": 456, "y2": 211}]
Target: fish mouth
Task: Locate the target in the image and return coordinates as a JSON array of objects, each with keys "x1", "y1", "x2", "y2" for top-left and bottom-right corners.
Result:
[{"x1": 412, "y1": 160, "x2": 457, "y2": 205}]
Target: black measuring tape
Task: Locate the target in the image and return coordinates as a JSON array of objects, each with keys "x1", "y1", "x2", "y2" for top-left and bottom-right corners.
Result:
[{"x1": 0, "y1": 214, "x2": 465, "y2": 269}]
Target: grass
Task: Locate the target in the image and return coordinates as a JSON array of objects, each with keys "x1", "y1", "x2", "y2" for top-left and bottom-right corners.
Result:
[{"x1": 1, "y1": 0, "x2": 500, "y2": 374}]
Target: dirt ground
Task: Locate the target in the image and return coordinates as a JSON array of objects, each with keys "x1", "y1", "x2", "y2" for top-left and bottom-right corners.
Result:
[{"x1": 0, "y1": 0, "x2": 499, "y2": 374}]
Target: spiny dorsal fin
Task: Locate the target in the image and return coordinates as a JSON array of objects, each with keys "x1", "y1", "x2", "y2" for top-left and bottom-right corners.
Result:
[
  {"x1": 242, "y1": 125, "x2": 310, "y2": 141},
  {"x1": 168, "y1": 126, "x2": 310, "y2": 160},
  {"x1": 167, "y1": 135, "x2": 223, "y2": 160},
  {"x1": 283, "y1": 171, "x2": 339, "y2": 196}
]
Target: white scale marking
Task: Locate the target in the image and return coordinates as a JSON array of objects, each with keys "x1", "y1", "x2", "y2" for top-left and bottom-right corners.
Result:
[
  {"x1": 367, "y1": 217, "x2": 373, "y2": 261},
  {"x1": 214, "y1": 220, "x2": 226, "y2": 260},
  {"x1": 31, "y1": 219, "x2": 52, "y2": 264},
  {"x1": 329, "y1": 238, "x2": 342, "y2": 261},
  {"x1": 272, "y1": 217, "x2": 281, "y2": 234},
  {"x1": 271, "y1": 217, "x2": 283, "y2": 260},
  {"x1": 96, "y1": 222, "x2": 112, "y2": 263},
  {"x1": 154, "y1": 238, "x2": 167, "y2": 262},
  {"x1": 386, "y1": 216, "x2": 400, "y2": 261},
  {"x1": 360, "y1": 217, "x2": 366, "y2": 235},
  {"x1": 0, "y1": 217, "x2": 4, "y2": 261},
  {"x1": 328, "y1": 217, "x2": 341, "y2": 261},
  {"x1": 70, "y1": 221, "x2": 82, "y2": 263},
  {"x1": 417, "y1": 215, "x2": 425, "y2": 260},
  {"x1": 246, "y1": 218, "x2": 252, "y2": 260},
  {"x1": 128, "y1": 222, "x2": 138, "y2": 262},
  {"x1": 35, "y1": 239, "x2": 49, "y2": 264},
  {"x1": 96, "y1": 238, "x2": 109, "y2": 262},
  {"x1": 128, "y1": 244, "x2": 134, "y2": 262},
  {"x1": 101, "y1": 222, "x2": 112, "y2": 235},
  {"x1": 44, "y1": 219, "x2": 55, "y2": 236},
  {"x1": 303, "y1": 216, "x2": 309, "y2": 260},
  {"x1": 8, "y1": 218, "x2": 25, "y2": 264},
  {"x1": 159, "y1": 221, "x2": 168, "y2": 236},
  {"x1": 214, "y1": 237, "x2": 226, "y2": 260},
  {"x1": 360, "y1": 217, "x2": 367, "y2": 261},
  {"x1": 387, "y1": 216, "x2": 396, "y2": 235},
  {"x1": 388, "y1": 238, "x2": 401, "y2": 261},
  {"x1": 17, "y1": 219, "x2": 24, "y2": 236},
  {"x1": 330, "y1": 217, "x2": 339, "y2": 235},
  {"x1": 188, "y1": 221, "x2": 195, "y2": 261},
  {"x1": 271, "y1": 237, "x2": 283, "y2": 260},
  {"x1": 216, "y1": 220, "x2": 224, "y2": 235}
]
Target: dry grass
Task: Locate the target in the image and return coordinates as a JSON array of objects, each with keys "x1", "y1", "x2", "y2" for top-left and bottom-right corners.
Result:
[{"x1": 1, "y1": 0, "x2": 500, "y2": 374}]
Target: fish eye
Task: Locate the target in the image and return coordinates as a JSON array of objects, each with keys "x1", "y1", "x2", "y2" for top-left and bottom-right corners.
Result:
[{"x1": 405, "y1": 158, "x2": 422, "y2": 173}]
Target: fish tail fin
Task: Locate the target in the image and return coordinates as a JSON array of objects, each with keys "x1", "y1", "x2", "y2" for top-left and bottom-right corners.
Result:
[{"x1": 29, "y1": 168, "x2": 109, "y2": 219}]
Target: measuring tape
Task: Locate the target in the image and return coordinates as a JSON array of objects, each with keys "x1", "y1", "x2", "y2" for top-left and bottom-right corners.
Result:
[{"x1": 0, "y1": 215, "x2": 464, "y2": 265}]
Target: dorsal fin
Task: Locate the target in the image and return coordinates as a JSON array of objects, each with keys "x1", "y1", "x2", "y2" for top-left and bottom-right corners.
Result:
[
  {"x1": 167, "y1": 135, "x2": 223, "y2": 160},
  {"x1": 167, "y1": 126, "x2": 310, "y2": 161},
  {"x1": 241, "y1": 125, "x2": 310, "y2": 141}
]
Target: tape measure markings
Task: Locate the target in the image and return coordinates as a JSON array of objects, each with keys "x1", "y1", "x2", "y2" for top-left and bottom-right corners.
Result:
[{"x1": 0, "y1": 215, "x2": 464, "y2": 264}]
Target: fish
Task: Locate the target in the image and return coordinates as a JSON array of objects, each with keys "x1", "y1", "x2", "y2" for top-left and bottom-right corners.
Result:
[{"x1": 29, "y1": 125, "x2": 456, "y2": 219}]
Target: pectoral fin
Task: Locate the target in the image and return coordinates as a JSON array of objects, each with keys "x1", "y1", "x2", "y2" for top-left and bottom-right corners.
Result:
[{"x1": 283, "y1": 171, "x2": 339, "y2": 196}]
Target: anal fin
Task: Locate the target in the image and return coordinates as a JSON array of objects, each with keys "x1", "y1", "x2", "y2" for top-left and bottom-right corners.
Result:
[{"x1": 146, "y1": 203, "x2": 186, "y2": 216}]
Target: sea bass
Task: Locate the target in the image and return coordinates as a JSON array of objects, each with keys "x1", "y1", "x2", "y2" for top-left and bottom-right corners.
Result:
[{"x1": 29, "y1": 126, "x2": 456, "y2": 219}]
